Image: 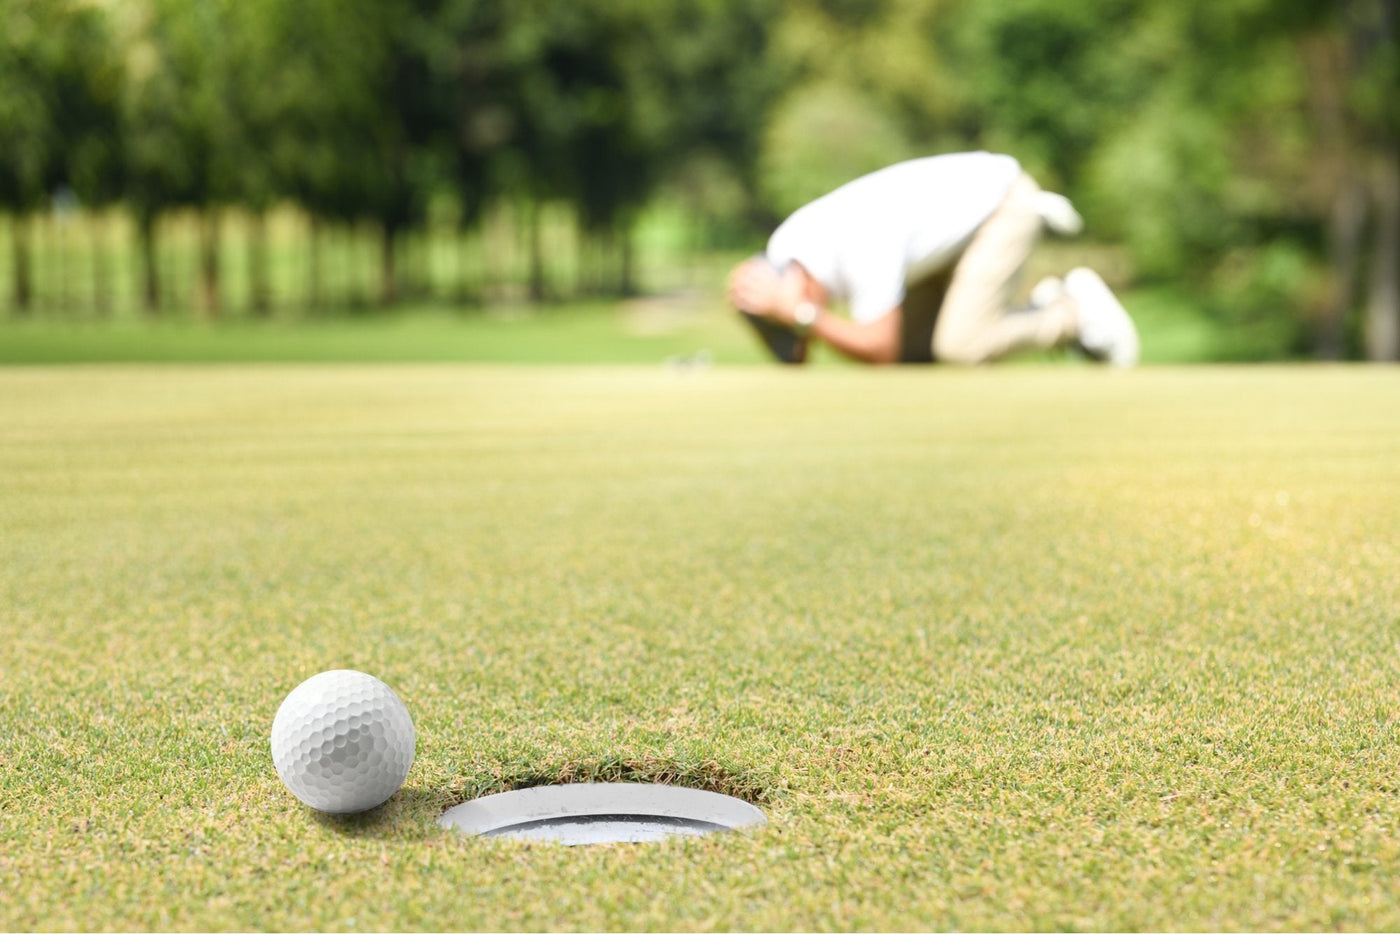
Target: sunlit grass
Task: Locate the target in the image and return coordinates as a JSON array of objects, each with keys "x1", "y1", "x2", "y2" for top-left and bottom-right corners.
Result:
[
  {"x1": 2, "y1": 364, "x2": 1397, "y2": 930},
  {"x1": 0, "y1": 302, "x2": 764, "y2": 364},
  {"x1": 0, "y1": 284, "x2": 1265, "y2": 366}
]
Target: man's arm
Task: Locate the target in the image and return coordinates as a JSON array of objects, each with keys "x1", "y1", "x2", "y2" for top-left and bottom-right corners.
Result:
[
  {"x1": 727, "y1": 258, "x2": 903, "y2": 365},
  {"x1": 807, "y1": 304, "x2": 902, "y2": 365}
]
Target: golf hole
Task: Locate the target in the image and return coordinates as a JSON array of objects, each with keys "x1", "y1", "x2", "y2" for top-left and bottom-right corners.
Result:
[{"x1": 438, "y1": 783, "x2": 767, "y2": 845}]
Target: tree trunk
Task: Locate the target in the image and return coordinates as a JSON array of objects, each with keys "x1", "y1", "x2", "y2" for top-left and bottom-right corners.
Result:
[
  {"x1": 1365, "y1": 152, "x2": 1400, "y2": 360},
  {"x1": 340, "y1": 224, "x2": 353, "y2": 308},
  {"x1": 407, "y1": 229, "x2": 428, "y2": 301},
  {"x1": 379, "y1": 222, "x2": 397, "y2": 306},
  {"x1": 1319, "y1": 176, "x2": 1367, "y2": 359},
  {"x1": 401, "y1": 230, "x2": 416, "y2": 301},
  {"x1": 527, "y1": 200, "x2": 545, "y2": 302},
  {"x1": 455, "y1": 225, "x2": 479, "y2": 305},
  {"x1": 575, "y1": 226, "x2": 593, "y2": 297},
  {"x1": 1303, "y1": 28, "x2": 1361, "y2": 359},
  {"x1": 358, "y1": 225, "x2": 372, "y2": 307},
  {"x1": 422, "y1": 229, "x2": 436, "y2": 300},
  {"x1": 307, "y1": 215, "x2": 322, "y2": 312},
  {"x1": 619, "y1": 221, "x2": 637, "y2": 297},
  {"x1": 480, "y1": 211, "x2": 498, "y2": 302},
  {"x1": 139, "y1": 211, "x2": 160, "y2": 314},
  {"x1": 198, "y1": 211, "x2": 220, "y2": 318},
  {"x1": 12, "y1": 215, "x2": 32, "y2": 314},
  {"x1": 54, "y1": 215, "x2": 71, "y2": 313},
  {"x1": 577, "y1": 224, "x2": 611, "y2": 298},
  {"x1": 249, "y1": 209, "x2": 271, "y2": 316},
  {"x1": 454, "y1": 226, "x2": 467, "y2": 303},
  {"x1": 92, "y1": 211, "x2": 111, "y2": 317}
]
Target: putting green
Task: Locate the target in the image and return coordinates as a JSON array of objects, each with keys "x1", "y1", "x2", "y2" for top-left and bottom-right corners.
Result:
[{"x1": 1, "y1": 364, "x2": 1397, "y2": 930}]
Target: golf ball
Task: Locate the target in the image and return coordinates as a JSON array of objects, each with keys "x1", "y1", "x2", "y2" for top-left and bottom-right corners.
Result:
[{"x1": 270, "y1": 669, "x2": 415, "y2": 814}]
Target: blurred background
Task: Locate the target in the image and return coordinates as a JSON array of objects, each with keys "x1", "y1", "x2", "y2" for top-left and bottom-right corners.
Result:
[{"x1": 0, "y1": 0, "x2": 1396, "y2": 361}]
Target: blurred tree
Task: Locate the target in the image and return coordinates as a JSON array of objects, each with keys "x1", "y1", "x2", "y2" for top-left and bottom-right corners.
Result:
[
  {"x1": 427, "y1": 0, "x2": 503, "y2": 300},
  {"x1": 250, "y1": 0, "x2": 386, "y2": 309},
  {"x1": 1358, "y1": 0, "x2": 1400, "y2": 361},
  {"x1": 944, "y1": 0, "x2": 1385, "y2": 356},
  {"x1": 0, "y1": 0, "x2": 122, "y2": 314},
  {"x1": 55, "y1": 4, "x2": 125, "y2": 315},
  {"x1": 1, "y1": 0, "x2": 1391, "y2": 349},
  {"x1": 1308, "y1": 0, "x2": 1399, "y2": 360},
  {"x1": 224, "y1": 0, "x2": 285, "y2": 315},
  {"x1": 645, "y1": 0, "x2": 786, "y2": 242},
  {"x1": 359, "y1": 0, "x2": 446, "y2": 306},
  {"x1": 597, "y1": 0, "x2": 782, "y2": 293},
  {"x1": 759, "y1": 82, "x2": 914, "y2": 217},
  {"x1": 250, "y1": 0, "x2": 384, "y2": 308},
  {"x1": 0, "y1": 1, "x2": 47, "y2": 313},
  {"x1": 756, "y1": 0, "x2": 959, "y2": 220},
  {"x1": 774, "y1": 0, "x2": 962, "y2": 150},
  {"x1": 123, "y1": 0, "x2": 246, "y2": 316},
  {"x1": 944, "y1": 0, "x2": 1147, "y2": 188},
  {"x1": 484, "y1": 0, "x2": 782, "y2": 297},
  {"x1": 489, "y1": 0, "x2": 637, "y2": 298}
]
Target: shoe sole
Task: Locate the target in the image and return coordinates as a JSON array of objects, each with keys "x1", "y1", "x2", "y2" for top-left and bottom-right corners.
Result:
[{"x1": 1066, "y1": 268, "x2": 1139, "y2": 367}]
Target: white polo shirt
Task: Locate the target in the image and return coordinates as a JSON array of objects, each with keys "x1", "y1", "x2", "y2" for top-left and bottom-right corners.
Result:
[{"x1": 766, "y1": 152, "x2": 1021, "y2": 323}]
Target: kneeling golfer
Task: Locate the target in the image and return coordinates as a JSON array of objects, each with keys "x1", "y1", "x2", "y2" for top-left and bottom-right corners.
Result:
[{"x1": 727, "y1": 152, "x2": 1139, "y2": 366}]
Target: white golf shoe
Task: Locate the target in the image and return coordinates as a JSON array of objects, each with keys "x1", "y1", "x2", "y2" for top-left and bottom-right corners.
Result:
[
  {"x1": 1065, "y1": 267, "x2": 1139, "y2": 367},
  {"x1": 1029, "y1": 275, "x2": 1066, "y2": 309},
  {"x1": 1034, "y1": 192, "x2": 1084, "y2": 237}
]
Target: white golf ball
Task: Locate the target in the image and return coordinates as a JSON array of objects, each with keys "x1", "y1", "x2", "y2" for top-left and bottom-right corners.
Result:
[{"x1": 270, "y1": 669, "x2": 415, "y2": 814}]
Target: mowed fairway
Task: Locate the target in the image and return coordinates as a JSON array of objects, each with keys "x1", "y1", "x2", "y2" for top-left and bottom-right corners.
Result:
[{"x1": 2, "y1": 363, "x2": 1398, "y2": 931}]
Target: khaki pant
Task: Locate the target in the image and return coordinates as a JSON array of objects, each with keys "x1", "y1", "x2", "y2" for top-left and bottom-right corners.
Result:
[{"x1": 901, "y1": 173, "x2": 1078, "y2": 364}]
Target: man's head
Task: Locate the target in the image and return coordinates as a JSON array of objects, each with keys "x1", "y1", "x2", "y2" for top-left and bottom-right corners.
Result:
[
  {"x1": 725, "y1": 255, "x2": 812, "y2": 318},
  {"x1": 726, "y1": 256, "x2": 810, "y2": 364}
]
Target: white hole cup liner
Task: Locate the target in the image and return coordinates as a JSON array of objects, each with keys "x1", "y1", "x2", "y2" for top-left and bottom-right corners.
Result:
[{"x1": 438, "y1": 782, "x2": 767, "y2": 845}]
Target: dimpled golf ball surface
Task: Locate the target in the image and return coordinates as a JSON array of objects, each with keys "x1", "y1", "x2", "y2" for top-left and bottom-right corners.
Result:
[{"x1": 270, "y1": 669, "x2": 415, "y2": 814}]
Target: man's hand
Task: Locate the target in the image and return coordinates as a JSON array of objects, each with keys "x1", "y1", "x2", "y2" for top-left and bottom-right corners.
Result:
[{"x1": 726, "y1": 258, "x2": 804, "y2": 325}]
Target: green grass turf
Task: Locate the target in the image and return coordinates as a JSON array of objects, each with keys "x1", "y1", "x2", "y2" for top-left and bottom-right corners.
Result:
[
  {"x1": 2, "y1": 364, "x2": 1398, "y2": 930},
  {"x1": 0, "y1": 283, "x2": 1279, "y2": 367},
  {"x1": 0, "y1": 301, "x2": 769, "y2": 365}
]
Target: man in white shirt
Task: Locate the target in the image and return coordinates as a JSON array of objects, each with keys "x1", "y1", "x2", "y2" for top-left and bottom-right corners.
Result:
[{"x1": 726, "y1": 152, "x2": 1139, "y2": 366}]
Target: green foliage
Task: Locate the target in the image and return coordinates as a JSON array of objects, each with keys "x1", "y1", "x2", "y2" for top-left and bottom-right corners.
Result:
[
  {"x1": 1083, "y1": 94, "x2": 1238, "y2": 279},
  {"x1": 663, "y1": 153, "x2": 752, "y2": 249},
  {"x1": 484, "y1": 0, "x2": 781, "y2": 235},
  {"x1": 773, "y1": 0, "x2": 961, "y2": 146},
  {"x1": 0, "y1": 0, "x2": 122, "y2": 211},
  {"x1": 944, "y1": 0, "x2": 1142, "y2": 185},
  {"x1": 1206, "y1": 239, "x2": 1321, "y2": 355},
  {"x1": 759, "y1": 83, "x2": 915, "y2": 217},
  {"x1": 1346, "y1": 0, "x2": 1400, "y2": 141},
  {"x1": 0, "y1": 2, "x2": 52, "y2": 213},
  {"x1": 122, "y1": 0, "x2": 240, "y2": 215},
  {"x1": 0, "y1": 0, "x2": 1395, "y2": 353},
  {"x1": 250, "y1": 0, "x2": 404, "y2": 221}
]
